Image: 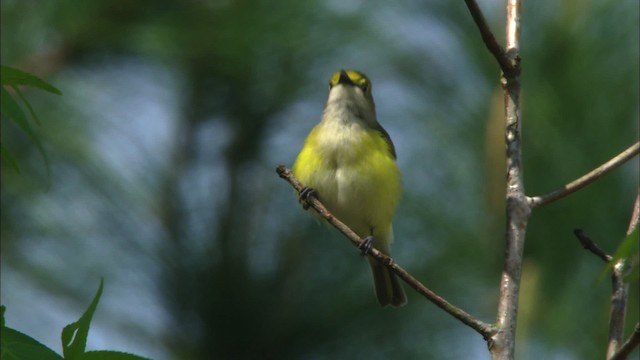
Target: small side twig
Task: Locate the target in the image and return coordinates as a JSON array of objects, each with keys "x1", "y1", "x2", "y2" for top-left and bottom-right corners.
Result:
[
  {"x1": 611, "y1": 323, "x2": 640, "y2": 360},
  {"x1": 463, "y1": 0, "x2": 518, "y2": 78},
  {"x1": 528, "y1": 142, "x2": 640, "y2": 208},
  {"x1": 573, "y1": 229, "x2": 612, "y2": 263},
  {"x1": 574, "y1": 205, "x2": 639, "y2": 360},
  {"x1": 276, "y1": 165, "x2": 495, "y2": 340}
]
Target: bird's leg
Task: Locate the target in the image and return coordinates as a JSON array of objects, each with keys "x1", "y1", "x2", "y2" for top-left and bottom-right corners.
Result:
[
  {"x1": 298, "y1": 186, "x2": 317, "y2": 210},
  {"x1": 358, "y1": 236, "x2": 374, "y2": 256}
]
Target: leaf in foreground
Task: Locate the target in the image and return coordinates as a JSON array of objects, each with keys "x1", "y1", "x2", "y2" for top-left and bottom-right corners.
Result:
[
  {"x1": 1, "y1": 317, "x2": 63, "y2": 360},
  {"x1": 61, "y1": 278, "x2": 104, "y2": 360}
]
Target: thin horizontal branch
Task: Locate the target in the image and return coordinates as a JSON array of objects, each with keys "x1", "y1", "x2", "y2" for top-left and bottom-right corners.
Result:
[
  {"x1": 610, "y1": 323, "x2": 640, "y2": 360},
  {"x1": 276, "y1": 165, "x2": 495, "y2": 339},
  {"x1": 463, "y1": 0, "x2": 518, "y2": 78},
  {"x1": 573, "y1": 229, "x2": 612, "y2": 263},
  {"x1": 528, "y1": 142, "x2": 640, "y2": 208}
]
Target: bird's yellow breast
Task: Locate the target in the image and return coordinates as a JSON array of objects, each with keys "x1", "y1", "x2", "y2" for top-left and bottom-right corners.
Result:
[{"x1": 292, "y1": 120, "x2": 401, "y2": 239}]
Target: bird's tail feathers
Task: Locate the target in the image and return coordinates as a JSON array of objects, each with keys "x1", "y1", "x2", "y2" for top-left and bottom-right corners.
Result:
[{"x1": 368, "y1": 256, "x2": 407, "y2": 307}]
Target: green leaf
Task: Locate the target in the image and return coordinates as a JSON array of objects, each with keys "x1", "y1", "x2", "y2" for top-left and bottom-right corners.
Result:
[
  {"x1": 1, "y1": 326, "x2": 63, "y2": 360},
  {"x1": 1, "y1": 86, "x2": 31, "y2": 130},
  {"x1": 599, "y1": 227, "x2": 639, "y2": 281},
  {"x1": 81, "y1": 351, "x2": 151, "y2": 360},
  {"x1": 61, "y1": 279, "x2": 104, "y2": 360},
  {"x1": 624, "y1": 261, "x2": 639, "y2": 283},
  {"x1": 616, "y1": 226, "x2": 639, "y2": 259},
  {"x1": 12, "y1": 85, "x2": 42, "y2": 126},
  {"x1": 617, "y1": 227, "x2": 639, "y2": 283},
  {"x1": 1, "y1": 143, "x2": 21, "y2": 173},
  {"x1": 0, "y1": 65, "x2": 62, "y2": 95},
  {"x1": 1, "y1": 86, "x2": 51, "y2": 180}
]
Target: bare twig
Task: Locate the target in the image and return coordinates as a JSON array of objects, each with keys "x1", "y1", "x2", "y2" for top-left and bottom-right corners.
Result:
[
  {"x1": 488, "y1": 1, "x2": 527, "y2": 359},
  {"x1": 466, "y1": 1, "x2": 636, "y2": 359},
  {"x1": 276, "y1": 165, "x2": 495, "y2": 339},
  {"x1": 573, "y1": 230, "x2": 631, "y2": 360},
  {"x1": 606, "y1": 193, "x2": 640, "y2": 359},
  {"x1": 528, "y1": 142, "x2": 640, "y2": 208},
  {"x1": 607, "y1": 258, "x2": 631, "y2": 360},
  {"x1": 626, "y1": 194, "x2": 640, "y2": 235},
  {"x1": 464, "y1": 0, "x2": 519, "y2": 78},
  {"x1": 573, "y1": 229, "x2": 612, "y2": 263},
  {"x1": 575, "y1": 195, "x2": 639, "y2": 360},
  {"x1": 611, "y1": 323, "x2": 640, "y2": 360}
]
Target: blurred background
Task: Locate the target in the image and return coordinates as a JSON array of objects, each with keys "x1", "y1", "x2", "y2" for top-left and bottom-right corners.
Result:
[{"x1": 1, "y1": 0, "x2": 638, "y2": 359}]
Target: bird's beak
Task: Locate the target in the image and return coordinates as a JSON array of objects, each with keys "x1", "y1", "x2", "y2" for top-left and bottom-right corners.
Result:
[{"x1": 338, "y1": 70, "x2": 354, "y2": 86}]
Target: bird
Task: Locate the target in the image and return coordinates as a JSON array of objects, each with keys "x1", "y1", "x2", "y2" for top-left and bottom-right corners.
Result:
[{"x1": 292, "y1": 69, "x2": 406, "y2": 307}]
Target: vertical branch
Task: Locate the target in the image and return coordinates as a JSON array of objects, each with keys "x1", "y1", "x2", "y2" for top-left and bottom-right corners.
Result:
[
  {"x1": 466, "y1": 1, "x2": 636, "y2": 358},
  {"x1": 491, "y1": 1, "x2": 527, "y2": 359},
  {"x1": 607, "y1": 194, "x2": 639, "y2": 359},
  {"x1": 626, "y1": 194, "x2": 640, "y2": 236},
  {"x1": 607, "y1": 260, "x2": 630, "y2": 359}
]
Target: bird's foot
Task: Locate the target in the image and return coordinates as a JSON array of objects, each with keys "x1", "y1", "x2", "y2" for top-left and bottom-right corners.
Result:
[
  {"x1": 298, "y1": 186, "x2": 316, "y2": 210},
  {"x1": 359, "y1": 236, "x2": 374, "y2": 256}
]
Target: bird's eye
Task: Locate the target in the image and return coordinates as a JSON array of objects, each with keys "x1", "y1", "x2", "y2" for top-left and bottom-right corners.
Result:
[{"x1": 361, "y1": 84, "x2": 368, "y2": 92}]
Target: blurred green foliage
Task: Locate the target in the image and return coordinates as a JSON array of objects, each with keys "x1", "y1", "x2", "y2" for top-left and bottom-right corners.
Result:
[
  {"x1": 1, "y1": 0, "x2": 638, "y2": 359},
  {"x1": 0, "y1": 65, "x2": 61, "y2": 175}
]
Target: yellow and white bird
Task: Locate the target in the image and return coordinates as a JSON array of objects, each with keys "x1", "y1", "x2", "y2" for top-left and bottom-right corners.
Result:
[{"x1": 293, "y1": 70, "x2": 406, "y2": 307}]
